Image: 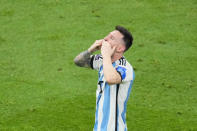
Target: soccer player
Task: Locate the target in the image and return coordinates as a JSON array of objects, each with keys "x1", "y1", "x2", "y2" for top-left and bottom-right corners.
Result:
[{"x1": 74, "y1": 25, "x2": 135, "y2": 131}]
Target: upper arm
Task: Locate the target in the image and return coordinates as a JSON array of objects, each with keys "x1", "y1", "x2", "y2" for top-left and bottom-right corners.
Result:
[
  {"x1": 90, "y1": 54, "x2": 103, "y2": 71},
  {"x1": 116, "y1": 64, "x2": 134, "y2": 82},
  {"x1": 116, "y1": 66, "x2": 127, "y2": 81}
]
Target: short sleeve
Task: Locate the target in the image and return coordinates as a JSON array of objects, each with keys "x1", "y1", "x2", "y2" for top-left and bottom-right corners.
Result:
[
  {"x1": 115, "y1": 59, "x2": 134, "y2": 82},
  {"x1": 90, "y1": 54, "x2": 103, "y2": 71},
  {"x1": 116, "y1": 66, "x2": 127, "y2": 81}
]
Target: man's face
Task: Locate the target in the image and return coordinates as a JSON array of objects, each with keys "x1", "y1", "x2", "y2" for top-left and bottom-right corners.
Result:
[{"x1": 103, "y1": 30, "x2": 125, "y2": 52}]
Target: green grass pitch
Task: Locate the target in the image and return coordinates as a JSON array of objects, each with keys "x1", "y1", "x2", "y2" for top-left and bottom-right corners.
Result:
[{"x1": 0, "y1": 0, "x2": 196, "y2": 130}]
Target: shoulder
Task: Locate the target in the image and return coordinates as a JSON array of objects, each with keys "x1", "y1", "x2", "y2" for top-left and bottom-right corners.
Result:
[
  {"x1": 116, "y1": 57, "x2": 134, "y2": 81},
  {"x1": 91, "y1": 54, "x2": 103, "y2": 71},
  {"x1": 94, "y1": 54, "x2": 103, "y2": 60},
  {"x1": 117, "y1": 57, "x2": 133, "y2": 69}
]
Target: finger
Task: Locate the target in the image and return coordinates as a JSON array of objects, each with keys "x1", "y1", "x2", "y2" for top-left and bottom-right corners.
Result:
[
  {"x1": 96, "y1": 40, "x2": 100, "y2": 44},
  {"x1": 98, "y1": 39, "x2": 103, "y2": 42},
  {"x1": 106, "y1": 42, "x2": 111, "y2": 48},
  {"x1": 103, "y1": 41, "x2": 109, "y2": 47},
  {"x1": 96, "y1": 40, "x2": 102, "y2": 45},
  {"x1": 98, "y1": 40, "x2": 103, "y2": 45},
  {"x1": 97, "y1": 39, "x2": 103, "y2": 44},
  {"x1": 112, "y1": 46, "x2": 116, "y2": 52},
  {"x1": 102, "y1": 40, "x2": 105, "y2": 45}
]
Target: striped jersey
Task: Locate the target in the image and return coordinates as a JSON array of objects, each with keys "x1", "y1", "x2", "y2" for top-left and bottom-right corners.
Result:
[{"x1": 90, "y1": 54, "x2": 135, "y2": 131}]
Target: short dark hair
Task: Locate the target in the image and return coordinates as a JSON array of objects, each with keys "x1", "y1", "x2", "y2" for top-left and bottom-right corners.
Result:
[{"x1": 115, "y1": 25, "x2": 133, "y2": 52}]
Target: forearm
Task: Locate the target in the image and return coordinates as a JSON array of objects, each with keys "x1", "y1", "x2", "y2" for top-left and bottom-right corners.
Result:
[
  {"x1": 103, "y1": 56, "x2": 121, "y2": 84},
  {"x1": 74, "y1": 50, "x2": 92, "y2": 67}
]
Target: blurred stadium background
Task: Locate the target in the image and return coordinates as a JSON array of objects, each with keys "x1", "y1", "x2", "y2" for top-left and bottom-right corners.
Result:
[{"x1": 0, "y1": 0, "x2": 196, "y2": 130}]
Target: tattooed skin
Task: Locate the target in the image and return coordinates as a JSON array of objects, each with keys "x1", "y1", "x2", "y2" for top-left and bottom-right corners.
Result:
[{"x1": 74, "y1": 50, "x2": 91, "y2": 67}]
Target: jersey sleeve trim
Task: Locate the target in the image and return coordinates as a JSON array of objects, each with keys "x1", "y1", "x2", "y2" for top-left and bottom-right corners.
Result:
[
  {"x1": 117, "y1": 71, "x2": 123, "y2": 81},
  {"x1": 116, "y1": 66, "x2": 127, "y2": 81},
  {"x1": 90, "y1": 55, "x2": 95, "y2": 69}
]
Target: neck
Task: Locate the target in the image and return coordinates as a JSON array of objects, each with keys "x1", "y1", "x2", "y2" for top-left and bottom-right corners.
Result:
[{"x1": 111, "y1": 52, "x2": 123, "y2": 63}]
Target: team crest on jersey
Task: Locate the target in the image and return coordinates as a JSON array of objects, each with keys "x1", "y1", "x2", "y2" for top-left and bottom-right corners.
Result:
[{"x1": 116, "y1": 66, "x2": 127, "y2": 80}]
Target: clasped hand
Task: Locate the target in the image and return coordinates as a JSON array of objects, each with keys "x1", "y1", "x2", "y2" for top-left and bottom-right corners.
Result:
[
  {"x1": 101, "y1": 41, "x2": 116, "y2": 58},
  {"x1": 88, "y1": 39, "x2": 116, "y2": 58}
]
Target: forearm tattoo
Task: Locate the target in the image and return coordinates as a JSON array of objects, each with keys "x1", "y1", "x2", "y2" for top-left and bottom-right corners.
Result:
[{"x1": 74, "y1": 50, "x2": 91, "y2": 67}]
